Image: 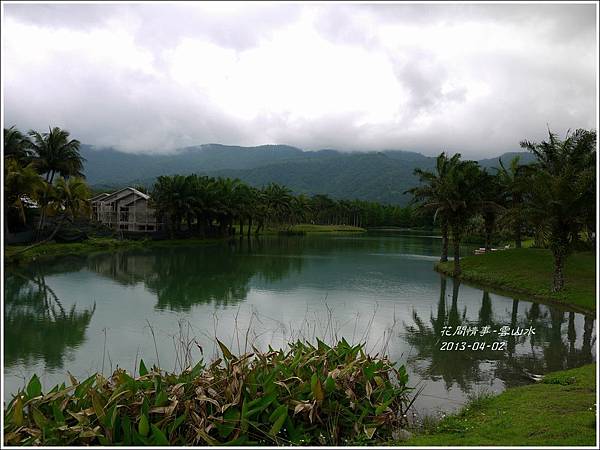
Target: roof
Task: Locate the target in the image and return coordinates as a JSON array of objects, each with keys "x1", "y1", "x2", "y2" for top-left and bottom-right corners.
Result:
[
  {"x1": 98, "y1": 187, "x2": 150, "y2": 203},
  {"x1": 90, "y1": 192, "x2": 110, "y2": 202}
]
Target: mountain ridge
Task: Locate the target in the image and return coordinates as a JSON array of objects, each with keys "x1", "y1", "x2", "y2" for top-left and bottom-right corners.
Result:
[{"x1": 82, "y1": 144, "x2": 536, "y2": 205}]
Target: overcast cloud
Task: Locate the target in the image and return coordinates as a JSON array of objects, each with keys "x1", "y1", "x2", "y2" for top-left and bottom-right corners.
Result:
[{"x1": 2, "y1": 2, "x2": 597, "y2": 157}]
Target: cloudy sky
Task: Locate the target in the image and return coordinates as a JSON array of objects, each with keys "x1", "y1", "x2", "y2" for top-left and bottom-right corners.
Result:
[{"x1": 2, "y1": 2, "x2": 597, "y2": 157}]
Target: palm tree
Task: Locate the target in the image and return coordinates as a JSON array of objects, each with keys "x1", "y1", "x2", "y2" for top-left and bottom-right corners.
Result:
[
  {"x1": 520, "y1": 128, "x2": 596, "y2": 291},
  {"x1": 29, "y1": 127, "x2": 85, "y2": 182},
  {"x1": 406, "y1": 152, "x2": 462, "y2": 262},
  {"x1": 263, "y1": 183, "x2": 293, "y2": 226},
  {"x1": 4, "y1": 159, "x2": 44, "y2": 233},
  {"x1": 13, "y1": 177, "x2": 91, "y2": 254},
  {"x1": 4, "y1": 126, "x2": 32, "y2": 164},
  {"x1": 28, "y1": 127, "x2": 85, "y2": 238},
  {"x1": 443, "y1": 160, "x2": 483, "y2": 275},
  {"x1": 478, "y1": 168, "x2": 506, "y2": 251},
  {"x1": 496, "y1": 156, "x2": 529, "y2": 248}
]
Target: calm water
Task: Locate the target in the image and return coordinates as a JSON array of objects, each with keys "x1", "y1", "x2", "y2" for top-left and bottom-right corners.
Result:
[{"x1": 3, "y1": 233, "x2": 596, "y2": 416}]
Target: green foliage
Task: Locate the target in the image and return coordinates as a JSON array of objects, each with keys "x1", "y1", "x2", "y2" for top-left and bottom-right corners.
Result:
[
  {"x1": 435, "y1": 248, "x2": 595, "y2": 312},
  {"x1": 3, "y1": 340, "x2": 413, "y2": 446},
  {"x1": 407, "y1": 364, "x2": 596, "y2": 446}
]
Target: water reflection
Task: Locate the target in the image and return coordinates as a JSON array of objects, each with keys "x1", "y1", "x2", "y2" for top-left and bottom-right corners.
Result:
[
  {"x1": 3, "y1": 234, "x2": 595, "y2": 413},
  {"x1": 404, "y1": 275, "x2": 595, "y2": 391},
  {"x1": 4, "y1": 270, "x2": 95, "y2": 369}
]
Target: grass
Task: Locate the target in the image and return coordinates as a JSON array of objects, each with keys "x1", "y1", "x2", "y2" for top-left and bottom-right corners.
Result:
[
  {"x1": 406, "y1": 364, "x2": 597, "y2": 446},
  {"x1": 260, "y1": 224, "x2": 366, "y2": 234},
  {"x1": 4, "y1": 236, "x2": 223, "y2": 266},
  {"x1": 436, "y1": 248, "x2": 596, "y2": 313}
]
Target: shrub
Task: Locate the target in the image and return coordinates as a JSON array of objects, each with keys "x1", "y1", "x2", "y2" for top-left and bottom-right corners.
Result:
[{"x1": 4, "y1": 339, "x2": 413, "y2": 446}]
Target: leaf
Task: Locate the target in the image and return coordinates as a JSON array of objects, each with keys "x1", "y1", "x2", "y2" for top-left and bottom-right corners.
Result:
[
  {"x1": 217, "y1": 407, "x2": 240, "y2": 439},
  {"x1": 91, "y1": 390, "x2": 106, "y2": 420},
  {"x1": 311, "y1": 373, "x2": 324, "y2": 403},
  {"x1": 325, "y1": 376, "x2": 336, "y2": 393},
  {"x1": 31, "y1": 407, "x2": 48, "y2": 429},
  {"x1": 365, "y1": 380, "x2": 373, "y2": 399},
  {"x1": 12, "y1": 396, "x2": 24, "y2": 426},
  {"x1": 364, "y1": 426, "x2": 377, "y2": 439},
  {"x1": 216, "y1": 339, "x2": 234, "y2": 361},
  {"x1": 26, "y1": 374, "x2": 42, "y2": 398},
  {"x1": 269, "y1": 406, "x2": 288, "y2": 437},
  {"x1": 154, "y1": 389, "x2": 168, "y2": 407},
  {"x1": 151, "y1": 424, "x2": 169, "y2": 445},
  {"x1": 138, "y1": 414, "x2": 150, "y2": 437},
  {"x1": 52, "y1": 400, "x2": 65, "y2": 424},
  {"x1": 139, "y1": 359, "x2": 148, "y2": 377},
  {"x1": 269, "y1": 404, "x2": 287, "y2": 423}
]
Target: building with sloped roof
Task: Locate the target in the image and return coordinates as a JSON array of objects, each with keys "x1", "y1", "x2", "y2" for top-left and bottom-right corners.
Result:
[{"x1": 91, "y1": 187, "x2": 162, "y2": 232}]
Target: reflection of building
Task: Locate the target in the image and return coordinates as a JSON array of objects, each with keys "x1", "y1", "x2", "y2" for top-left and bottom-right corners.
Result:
[{"x1": 91, "y1": 187, "x2": 162, "y2": 232}]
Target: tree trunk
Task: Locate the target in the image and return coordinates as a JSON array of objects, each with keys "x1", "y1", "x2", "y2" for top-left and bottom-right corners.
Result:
[
  {"x1": 247, "y1": 216, "x2": 253, "y2": 237},
  {"x1": 552, "y1": 247, "x2": 565, "y2": 292},
  {"x1": 452, "y1": 226, "x2": 462, "y2": 276},
  {"x1": 515, "y1": 222, "x2": 522, "y2": 249},
  {"x1": 13, "y1": 216, "x2": 65, "y2": 256},
  {"x1": 440, "y1": 220, "x2": 449, "y2": 262},
  {"x1": 484, "y1": 214, "x2": 494, "y2": 252}
]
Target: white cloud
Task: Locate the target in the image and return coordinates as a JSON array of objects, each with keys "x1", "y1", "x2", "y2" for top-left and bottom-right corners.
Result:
[{"x1": 2, "y1": 2, "x2": 596, "y2": 157}]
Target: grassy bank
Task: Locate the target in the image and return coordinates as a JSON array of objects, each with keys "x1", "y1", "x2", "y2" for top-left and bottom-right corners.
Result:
[
  {"x1": 4, "y1": 225, "x2": 365, "y2": 266},
  {"x1": 4, "y1": 237, "x2": 222, "y2": 266},
  {"x1": 436, "y1": 248, "x2": 596, "y2": 313},
  {"x1": 261, "y1": 224, "x2": 366, "y2": 234},
  {"x1": 407, "y1": 364, "x2": 597, "y2": 446}
]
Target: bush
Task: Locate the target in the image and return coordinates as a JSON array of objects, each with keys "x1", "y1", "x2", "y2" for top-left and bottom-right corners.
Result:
[{"x1": 3, "y1": 339, "x2": 413, "y2": 446}]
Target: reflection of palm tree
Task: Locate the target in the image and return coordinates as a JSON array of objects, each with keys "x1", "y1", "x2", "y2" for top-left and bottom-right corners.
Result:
[
  {"x1": 4, "y1": 271, "x2": 95, "y2": 369},
  {"x1": 405, "y1": 275, "x2": 595, "y2": 394},
  {"x1": 85, "y1": 240, "x2": 303, "y2": 311}
]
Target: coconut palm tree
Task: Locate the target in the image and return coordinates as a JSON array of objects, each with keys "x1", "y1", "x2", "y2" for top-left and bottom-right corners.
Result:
[
  {"x1": 406, "y1": 152, "x2": 462, "y2": 262},
  {"x1": 13, "y1": 177, "x2": 91, "y2": 254},
  {"x1": 520, "y1": 128, "x2": 596, "y2": 291},
  {"x1": 443, "y1": 160, "x2": 483, "y2": 275},
  {"x1": 28, "y1": 127, "x2": 85, "y2": 183},
  {"x1": 496, "y1": 156, "x2": 529, "y2": 248},
  {"x1": 4, "y1": 159, "x2": 44, "y2": 233},
  {"x1": 4, "y1": 126, "x2": 32, "y2": 164},
  {"x1": 478, "y1": 168, "x2": 506, "y2": 251}
]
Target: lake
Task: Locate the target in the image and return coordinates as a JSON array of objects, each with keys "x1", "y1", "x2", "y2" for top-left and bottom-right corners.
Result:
[{"x1": 3, "y1": 233, "x2": 596, "y2": 418}]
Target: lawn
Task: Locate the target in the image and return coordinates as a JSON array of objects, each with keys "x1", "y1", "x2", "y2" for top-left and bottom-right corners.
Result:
[
  {"x1": 407, "y1": 364, "x2": 597, "y2": 446},
  {"x1": 436, "y1": 248, "x2": 596, "y2": 313}
]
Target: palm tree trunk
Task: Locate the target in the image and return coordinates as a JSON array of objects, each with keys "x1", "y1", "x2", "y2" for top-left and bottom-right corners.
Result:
[
  {"x1": 440, "y1": 220, "x2": 449, "y2": 262},
  {"x1": 452, "y1": 225, "x2": 462, "y2": 276},
  {"x1": 551, "y1": 247, "x2": 566, "y2": 292},
  {"x1": 13, "y1": 216, "x2": 65, "y2": 256},
  {"x1": 484, "y1": 214, "x2": 494, "y2": 252},
  {"x1": 515, "y1": 221, "x2": 522, "y2": 249}
]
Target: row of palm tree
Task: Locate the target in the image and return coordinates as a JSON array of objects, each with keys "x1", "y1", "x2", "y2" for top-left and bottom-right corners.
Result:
[
  {"x1": 408, "y1": 128, "x2": 596, "y2": 292},
  {"x1": 149, "y1": 175, "x2": 428, "y2": 239},
  {"x1": 3, "y1": 126, "x2": 90, "y2": 244}
]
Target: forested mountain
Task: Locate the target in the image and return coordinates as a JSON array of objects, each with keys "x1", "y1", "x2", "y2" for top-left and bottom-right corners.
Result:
[{"x1": 82, "y1": 144, "x2": 535, "y2": 205}]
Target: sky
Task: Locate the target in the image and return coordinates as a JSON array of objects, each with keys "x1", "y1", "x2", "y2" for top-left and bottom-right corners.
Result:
[{"x1": 2, "y1": 2, "x2": 597, "y2": 157}]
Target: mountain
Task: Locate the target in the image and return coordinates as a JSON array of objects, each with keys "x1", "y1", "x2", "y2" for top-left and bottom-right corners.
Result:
[{"x1": 82, "y1": 144, "x2": 534, "y2": 205}]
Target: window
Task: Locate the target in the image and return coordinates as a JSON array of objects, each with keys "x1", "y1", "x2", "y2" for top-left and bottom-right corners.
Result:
[
  {"x1": 147, "y1": 225, "x2": 154, "y2": 231},
  {"x1": 119, "y1": 206, "x2": 129, "y2": 222},
  {"x1": 119, "y1": 224, "x2": 128, "y2": 230},
  {"x1": 138, "y1": 225, "x2": 146, "y2": 231}
]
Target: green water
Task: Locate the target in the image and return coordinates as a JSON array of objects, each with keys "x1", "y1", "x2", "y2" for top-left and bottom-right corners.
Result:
[{"x1": 3, "y1": 233, "x2": 595, "y2": 416}]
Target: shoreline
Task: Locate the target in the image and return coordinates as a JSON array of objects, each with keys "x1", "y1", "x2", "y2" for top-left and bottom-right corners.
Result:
[
  {"x1": 4, "y1": 224, "x2": 367, "y2": 266},
  {"x1": 434, "y1": 248, "x2": 595, "y2": 314},
  {"x1": 406, "y1": 363, "x2": 596, "y2": 446}
]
